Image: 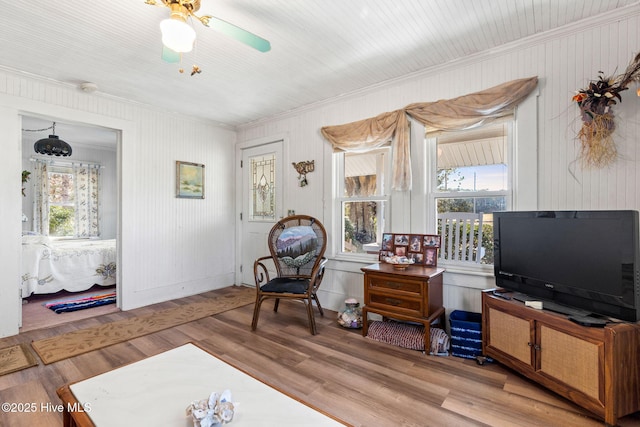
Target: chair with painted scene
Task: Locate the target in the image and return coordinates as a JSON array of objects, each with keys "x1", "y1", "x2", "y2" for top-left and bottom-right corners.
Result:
[{"x1": 251, "y1": 215, "x2": 328, "y2": 335}]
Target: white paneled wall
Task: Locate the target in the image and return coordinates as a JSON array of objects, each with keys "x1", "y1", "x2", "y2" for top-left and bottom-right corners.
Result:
[
  {"x1": 1, "y1": 9, "x2": 638, "y2": 337},
  {"x1": 0, "y1": 72, "x2": 236, "y2": 337},
  {"x1": 237, "y1": 11, "x2": 640, "y2": 317}
]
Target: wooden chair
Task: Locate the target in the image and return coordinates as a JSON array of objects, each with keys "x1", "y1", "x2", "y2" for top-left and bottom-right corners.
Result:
[
  {"x1": 438, "y1": 212, "x2": 484, "y2": 263},
  {"x1": 251, "y1": 215, "x2": 328, "y2": 335}
]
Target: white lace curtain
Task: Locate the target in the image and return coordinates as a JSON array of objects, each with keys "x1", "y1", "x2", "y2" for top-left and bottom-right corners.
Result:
[
  {"x1": 32, "y1": 160, "x2": 49, "y2": 235},
  {"x1": 32, "y1": 158, "x2": 101, "y2": 237}
]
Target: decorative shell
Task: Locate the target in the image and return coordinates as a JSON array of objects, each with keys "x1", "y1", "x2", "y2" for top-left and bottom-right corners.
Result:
[
  {"x1": 384, "y1": 255, "x2": 414, "y2": 265},
  {"x1": 186, "y1": 390, "x2": 235, "y2": 427}
]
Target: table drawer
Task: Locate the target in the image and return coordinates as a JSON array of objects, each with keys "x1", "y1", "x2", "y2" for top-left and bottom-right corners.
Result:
[
  {"x1": 367, "y1": 276, "x2": 423, "y2": 295},
  {"x1": 368, "y1": 292, "x2": 422, "y2": 316}
]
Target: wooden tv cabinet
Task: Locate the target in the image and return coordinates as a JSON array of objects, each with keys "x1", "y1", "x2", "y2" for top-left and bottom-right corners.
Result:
[{"x1": 482, "y1": 289, "x2": 640, "y2": 426}]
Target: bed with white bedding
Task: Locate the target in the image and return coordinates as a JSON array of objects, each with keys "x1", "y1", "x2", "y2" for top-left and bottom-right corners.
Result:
[{"x1": 21, "y1": 235, "x2": 116, "y2": 297}]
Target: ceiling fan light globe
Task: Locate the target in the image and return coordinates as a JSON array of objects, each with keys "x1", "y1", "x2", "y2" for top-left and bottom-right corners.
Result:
[{"x1": 160, "y1": 19, "x2": 195, "y2": 53}]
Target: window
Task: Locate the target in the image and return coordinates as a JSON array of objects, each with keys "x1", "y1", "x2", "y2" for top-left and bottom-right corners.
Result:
[
  {"x1": 32, "y1": 160, "x2": 101, "y2": 238},
  {"x1": 250, "y1": 152, "x2": 276, "y2": 221},
  {"x1": 430, "y1": 120, "x2": 512, "y2": 264},
  {"x1": 336, "y1": 147, "x2": 391, "y2": 255},
  {"x1": 48, "y1": 167, "x2": 76, "y2": 236},
  {"x1": 327, "y1": 94, "x2": 537, "y2": 264}
]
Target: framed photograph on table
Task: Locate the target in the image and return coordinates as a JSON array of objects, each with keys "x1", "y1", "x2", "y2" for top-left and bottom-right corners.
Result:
[
  {"x1": 382, "y1": 233, "x2": 393, "y2": 250},
  {"x1": 409, "y1": 235, "x2": 422, "y2": 252},
  {"x1": 424, "y1": 235, "x2": 440, "y2": 247},
  {"x1": 176, "y1": 161, "x2": 205, "y2": 199},
  {"x1": 424, "y1": 248, "x2": 438, "y2": 266}
]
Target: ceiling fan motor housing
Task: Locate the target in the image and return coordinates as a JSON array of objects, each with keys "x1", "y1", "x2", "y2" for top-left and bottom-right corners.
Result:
[{"x1": 164, "y1": 0, "x2": 201, "y2": 14}]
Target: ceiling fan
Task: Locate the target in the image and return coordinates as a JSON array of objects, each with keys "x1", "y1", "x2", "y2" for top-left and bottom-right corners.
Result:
[{"x1": 145, "y1": 0, "x2": 270, "y2": 65}]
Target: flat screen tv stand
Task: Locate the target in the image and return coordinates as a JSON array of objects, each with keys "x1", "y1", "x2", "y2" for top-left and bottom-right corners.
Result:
[
  {"x1": 482, "y1": 289, "x2": 640, "y2": 426},
  {"x1": 511, "y1": 292, "x2": 591, "y2": 317}
]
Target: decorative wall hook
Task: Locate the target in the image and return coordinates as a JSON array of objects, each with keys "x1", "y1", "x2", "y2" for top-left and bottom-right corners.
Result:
[{"x1": 292, "y1": 160, "x2": 314, "y2": 187}]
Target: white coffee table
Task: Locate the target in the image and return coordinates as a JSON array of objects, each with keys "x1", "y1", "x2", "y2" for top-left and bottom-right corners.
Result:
[{"x1": 57, "y1": 343, "x2": 347, "y2": 426}]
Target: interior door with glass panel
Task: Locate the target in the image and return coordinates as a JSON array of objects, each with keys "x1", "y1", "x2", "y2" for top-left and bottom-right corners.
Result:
[{"x1": 240, "y1": 141, "x2": 283, "y2": 286}]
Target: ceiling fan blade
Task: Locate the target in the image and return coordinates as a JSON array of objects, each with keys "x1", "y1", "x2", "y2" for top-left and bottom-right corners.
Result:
[
  {"x1": 207, "y1": 16, "x2": 271, "y2": 52},
  {"x1": 162, "y1": 45, "x2": 181, "y2": 63}
]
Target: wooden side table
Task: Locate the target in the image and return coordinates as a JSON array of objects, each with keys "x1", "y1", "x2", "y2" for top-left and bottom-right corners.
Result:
[{"x1": 361, "y1": 263, "x2": 445, "y2": 353}]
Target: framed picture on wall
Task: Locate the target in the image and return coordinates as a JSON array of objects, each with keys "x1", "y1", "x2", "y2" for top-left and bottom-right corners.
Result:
[{"x1": 176, "y1": 161, "x2": 205, "y2": 199}]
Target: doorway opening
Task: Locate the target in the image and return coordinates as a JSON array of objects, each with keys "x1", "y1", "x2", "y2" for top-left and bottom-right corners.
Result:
[{"x1": 20, "y1": 115, "x2": 121, "y2": 332}]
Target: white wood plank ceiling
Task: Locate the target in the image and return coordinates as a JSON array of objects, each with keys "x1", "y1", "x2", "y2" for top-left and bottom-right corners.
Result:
[{"x1": 2, "y1": 0, "x2": 638, "y2": 130}]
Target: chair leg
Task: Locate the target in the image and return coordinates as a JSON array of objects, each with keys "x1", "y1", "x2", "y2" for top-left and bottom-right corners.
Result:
[
  {"x1": 305, "y1": 298, "x2": 317, "y2": 335},
  {"x1": 312, "y1": 293, "x2": 324, "y2": 316},
  {"x1": 251, "y1": 297, "x2": 263, "y2": 331},
  {"x1": 254, "y1": 294, "x2": 319, "y2": 335}
]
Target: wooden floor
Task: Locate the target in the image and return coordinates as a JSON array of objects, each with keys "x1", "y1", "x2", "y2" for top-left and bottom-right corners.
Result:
[
  {"x1": 20, "y1": 285, "x2": 119, "y2": 333},
  {"x1": 1, "y1": 286, "x2": 639, "y2": 427}
]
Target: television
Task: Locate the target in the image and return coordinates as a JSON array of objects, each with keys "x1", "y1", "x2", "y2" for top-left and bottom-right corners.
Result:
[{"x1": 493, "y1": 210, "x2": 640, "y2": 322}]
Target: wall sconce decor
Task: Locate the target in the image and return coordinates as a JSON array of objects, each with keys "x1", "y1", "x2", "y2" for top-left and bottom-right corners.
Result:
[
  {"x1": 571, "y1": 51, "x2": 640, "y2": 168},
  {"x1": 292, "y1": 160, "x2": 314, "y2": 187}
]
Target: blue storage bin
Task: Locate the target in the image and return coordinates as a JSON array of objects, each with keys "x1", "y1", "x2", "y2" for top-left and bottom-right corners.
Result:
[
  {"x1": 450, "y1": 310, "x2": 482, "y2": 332},
  {"x1": 449, "y1": 310, "x2": 483, "y2": 360}
]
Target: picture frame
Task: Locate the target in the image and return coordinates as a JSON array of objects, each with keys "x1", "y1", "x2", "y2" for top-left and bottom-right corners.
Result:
[
  {"x1": 382, "y1": 233, "x2": 393, "y2": 250},
  {"x1": 424, "y1": 248, "x2": 438, "y2": 266},
  {"x1": 409, "y1": 252, "x2": 424, "y2": 264},
  {"x1": 378, "y1": 232, "x2": 440, "y2": 267},
  {"x1": 394, "y1": 234, "x2": 409, "y2": 246},
  {"x1": 379, "y1": 250, "x2": 392, "y2": 261},
  {"x1": 424, "y1": 234, "x2": 440, "y2": 247},
  {"x1": 409, "y1": 235, "x2": 422, "y2": 252},
  {"x1": 176, "y1": 161, "x2": 205, "y2": 199}
]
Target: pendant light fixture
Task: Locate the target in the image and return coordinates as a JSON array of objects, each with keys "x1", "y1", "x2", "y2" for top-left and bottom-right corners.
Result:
[{"x1": 33, "y1": 122, "x2": 72, "y2": 157}]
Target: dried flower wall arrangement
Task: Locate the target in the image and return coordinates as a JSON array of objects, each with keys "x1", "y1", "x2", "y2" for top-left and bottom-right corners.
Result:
[{"x1": 572, "y1": 52, "x2": 640, "y2": 168}]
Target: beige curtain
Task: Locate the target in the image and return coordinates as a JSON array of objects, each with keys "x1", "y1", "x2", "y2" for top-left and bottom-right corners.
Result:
[
  {"x1": 321, "y1": 77, "x2": 538, "y2": 191},
  {"x1": 320, "y1": 110, "x2": 410, "y2": 191}
]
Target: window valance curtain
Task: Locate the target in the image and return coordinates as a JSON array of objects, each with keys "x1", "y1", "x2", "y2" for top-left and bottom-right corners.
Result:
[{"x1": 321, "y1": 76, "x2": 538, "y2": 191}]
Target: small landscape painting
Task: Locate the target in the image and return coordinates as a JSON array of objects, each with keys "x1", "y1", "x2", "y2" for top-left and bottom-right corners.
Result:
[{"x1": 176, "y1": 161, "x2": 204, "y2": 199}]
